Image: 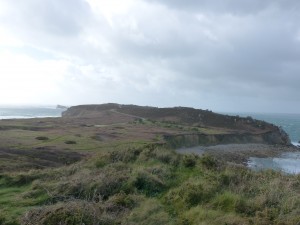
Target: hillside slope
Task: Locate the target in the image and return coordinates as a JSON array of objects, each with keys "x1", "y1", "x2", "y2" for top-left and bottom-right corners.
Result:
[{"x1": 63, "y1": 103, "x2": 291, "y2": 146}]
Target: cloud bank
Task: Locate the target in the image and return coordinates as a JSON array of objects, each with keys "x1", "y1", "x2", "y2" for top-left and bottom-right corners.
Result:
[{"x1": 0, "y1": 0, "x2": 299, "y2": 113}]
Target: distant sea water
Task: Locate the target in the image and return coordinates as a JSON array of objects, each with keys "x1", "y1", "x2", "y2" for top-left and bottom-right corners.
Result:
[{"x1": 0, "y1": 107, "x2": 66, "y2": 120}]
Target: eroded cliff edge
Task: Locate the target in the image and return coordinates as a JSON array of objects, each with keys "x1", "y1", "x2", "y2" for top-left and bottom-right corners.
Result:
[{"x1": 62, "y1": 103, "x2": 291, "y2": 147}]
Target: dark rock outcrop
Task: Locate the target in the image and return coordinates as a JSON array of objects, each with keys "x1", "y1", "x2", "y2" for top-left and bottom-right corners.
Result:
[{"x1": 164, "y1": 130, "x2": 290, "y2": 148}]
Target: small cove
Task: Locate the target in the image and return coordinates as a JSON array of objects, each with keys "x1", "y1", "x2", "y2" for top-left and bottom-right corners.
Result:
[
  {"x1": 248, "y1": 152, "x2": 300, "y2": 174},
  {"x1": 176, "y1": 144, "x2": 300, "y2": 175}
]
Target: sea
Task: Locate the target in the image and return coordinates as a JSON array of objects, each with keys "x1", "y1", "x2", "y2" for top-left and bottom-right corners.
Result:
[{"x1": 0, "y1": 106, "x2": 66, "y2": 120}]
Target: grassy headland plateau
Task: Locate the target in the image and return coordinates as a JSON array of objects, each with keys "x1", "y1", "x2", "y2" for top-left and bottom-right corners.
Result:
[{"x1": 0, "y1": 104, "x2": 299, "y2": 225}]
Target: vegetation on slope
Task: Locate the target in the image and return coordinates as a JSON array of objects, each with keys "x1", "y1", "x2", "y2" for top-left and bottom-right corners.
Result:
[
  {"x1": 63, "y1": 104, "x2": 291, "y2": 145},
  {"x1": 0, "y1": 144, "x2": 299, "y2": 225}
]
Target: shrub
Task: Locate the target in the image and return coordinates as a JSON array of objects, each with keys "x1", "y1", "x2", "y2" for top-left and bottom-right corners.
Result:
[
  {"x1": 179, "y1": 206, "x2": 250, "y2": 225},
  {"x1": 151, "y1": 148, "x2": 179, "y2": 165},
  {"x1": 164, "y1": 180, "x2": 219, "y2": 209},
  {"x1": 20, "y1": 201, "x2": 110, "y2": 225},
  {"x1": 106, "y1": 192, "x2": 136, "y2": 212},
  {"x1": 199, "y1": 154, "x2": 219, "y2": 170},
  {"x1": 0, "y1": 214, "x2": 15, "y2": 225},
  {"x1": 133, "y1": 170, "x2": 165, "y2": 196},
  {"x1": 212, "y1": 192, "x2": 242, "y2": 212},
  {"x1": 64, "y1": 141, "x2": 77, "y2": 145},
  {"x1": 0, "y1": 172, "x2": 42, "y2": 187},
  {"x1": 182, "y1": 154, "x2": 198, "y2": 168},
  {"x1": 35, "y1": 136, "x2": 49, "y2": 141},
  {"x1": 124, "y1": 198, "x2": 173, "y2": 225},
  {"x1": 110, "y1": 148, "x2": 142, "y2": 163},
  {"x1": 94, "y1": 153, "x2": 110, "y2": 168},
  {"x1": 35, "y1": 165, "x2": 132, "y2": 203}
]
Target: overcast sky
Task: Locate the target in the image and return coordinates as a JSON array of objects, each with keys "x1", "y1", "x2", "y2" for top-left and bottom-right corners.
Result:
[{"x1": 0, "y1": 0, "x2": 299, "y2": 113}]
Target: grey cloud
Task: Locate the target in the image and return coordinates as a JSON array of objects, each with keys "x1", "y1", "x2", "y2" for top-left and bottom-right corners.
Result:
[
  {"x1": 0, "y1": 0, "x2": 112, "y2": 61},
  {"x1": 2, "y1": 0, "x2": 91, "y2": 36},
  {"x1": 145, "y1": 0, "x2": 300, "y2": 15},
  {"x1": 1, "y1": 0, "x2": 300, "y2": 112},
  {"x1": 112, "y1": 2, "x2": 300, "y2": 107}
]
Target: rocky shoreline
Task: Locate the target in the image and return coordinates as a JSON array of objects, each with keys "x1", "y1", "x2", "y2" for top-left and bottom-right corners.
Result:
[{"x1": 176, "y1": 143, "x2": 299, "y2": 164}]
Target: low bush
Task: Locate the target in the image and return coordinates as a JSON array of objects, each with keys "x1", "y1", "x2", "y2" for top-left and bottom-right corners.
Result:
[
  {"x1": 20, "y1": 201, "x2": 107, "y2": 225},
  {"x1": 182, "y1": 154, "x2": 197, "y2": 168},
  {"x1": 35, "y1": 136, "x2": 49, "y2": 141},
  {"x1": 124, "y1": 198, "x2": 173, "y2": 225},
  {"x1": 133, "y1": 170, "x2": 165, "y2": 196},
  {"x1": 0, "y1": 214, "x2": 18, "y2": 225},
  {"x1": 178, "y1": 206, "x2": 249, "y2": 225},
  {"x1": 0, "y1": 172, "x2": 42, "y2": 187},
  {"x1": 64, "y1": 140, "x2": 77, "y2": 145},
  {"x1": 110, "y1": 147, "x2": 142, "y2": 163},
  {"x1": 50, "y1": 167, "x2": 131, "y2": 201},
  {"x1": 211, "y1": 192, "x2": 244, "y2": 212},
  {"x1": 106, "y1": 192, "x2": 136, "y2": 212},
  {"x1": 164, "y1": 179, "x2": 219, "y2": 210},
  {"x1": 199, "y1": 154, "x2": 219, "y2": 170}
]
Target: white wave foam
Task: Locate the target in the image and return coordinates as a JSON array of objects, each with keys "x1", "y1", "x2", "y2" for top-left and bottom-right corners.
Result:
[
  {"x1": 248, "y1": 152, "x2": 300, "y2": 174},
  {"x1": 292, "y1": 142, "x2": 300, "y2": 147}
]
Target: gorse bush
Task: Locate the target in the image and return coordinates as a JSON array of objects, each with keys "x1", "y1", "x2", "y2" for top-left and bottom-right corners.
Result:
[
  {"x1": 21, "y1": 201, "x2": 111, "y2": 225},
  {"x1": 124, "y1": 198, "x2": 173, "y2": 225},
  {"x1": 133, "y1": 170, "x2": 165, "y2": 196},
  {"x1": 35, "y1": 136, "x2": 49, "y2": 141},
  {"x1": 64, "y1": 140, "x2": 77, "y2": 145},
  {"x1": 164, "y1": 179, "x2": 220, "y2": 210},
  {"x1": 0, "y1": 214, "x2": 19, "y2": 225},
  {"x1": 199, "y1": 154, "x2": 219, "y2": 170},
  {"x1": 182, "y1": 155, "x2": 197, "y2": 168},
  {"x1": 212, "y1": 192, "x2": 244, "y2": 212}
]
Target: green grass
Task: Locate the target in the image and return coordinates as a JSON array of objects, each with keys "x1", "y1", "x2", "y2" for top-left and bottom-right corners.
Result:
[
  {"x1": 134, "y1": 119, "x2": 230, "y2": 135},
  {"x1": 0, "y1": 186, "x2": 37, "y2": 223}
]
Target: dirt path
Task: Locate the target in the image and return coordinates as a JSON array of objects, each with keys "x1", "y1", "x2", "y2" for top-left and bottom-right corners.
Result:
[{"x1": 110, "y1": 109, "x2": 145, "y2": 120}]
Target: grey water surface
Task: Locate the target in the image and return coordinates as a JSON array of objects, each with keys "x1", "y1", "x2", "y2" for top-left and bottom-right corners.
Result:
[
  {"x1": 0, "y1": 107, "x2": 65, "y2": 119},
  {"x1": 248, "y1": 152, "x2": 300, "y2": 174}
]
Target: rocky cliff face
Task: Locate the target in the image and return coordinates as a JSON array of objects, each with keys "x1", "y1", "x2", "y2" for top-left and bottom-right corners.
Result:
[
  {"x1": 164, "y1": 130, "x2": 291, "y2": 148},
  {"x1": 62, "y1": 103, "x2": 291, "y2": 146}
]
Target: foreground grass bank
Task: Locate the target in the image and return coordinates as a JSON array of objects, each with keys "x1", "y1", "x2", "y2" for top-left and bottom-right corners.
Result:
[{"x1": 0, "y1": 144, "x2": 299, "y2": 225}]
